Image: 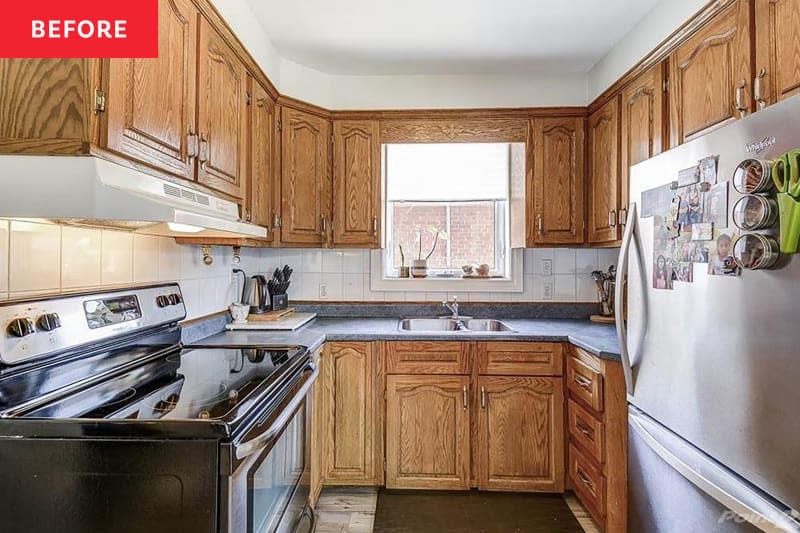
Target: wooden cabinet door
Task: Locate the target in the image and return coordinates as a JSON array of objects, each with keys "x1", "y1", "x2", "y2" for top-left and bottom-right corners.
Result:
[
  {"x1": 320, "y1": 342, "x2": 379, "y2": 485},
  {"x1": 386, "y1": 375, "x2": 471, "y2": 490},
  {"x1": 621, "y1": 62, "x2": 668, "y2": 215},
  {"x1": 104, "y1": 0, "x2": 197, "y2": 180},
  {"x1": 588, "y1": 97, "x2": 621, "y2": 244},
  {"x1": 477, "y1": 376, "x2": 564, "y2": 492},
  {"x1": 669, "y1": 0, "x2": 754, "y2": 145},
  {"x1": 755, "y1": 0, "x2": 800, "y2": 107},
  {"x1": 197, "y1": 19, "x2": 248, "y2": 199},
  {"x1": 247, "y1": 78, "x2": 276, "y2": 236},
  {"x1": 280, "y1": 107, "x2": 331, "y2": 245},
  {"x1": 332, "y1": 120, "x2": 381, "y2": 247},
  {"x1": 528, "y1": 117, "x2": 585, "y2": 246}
]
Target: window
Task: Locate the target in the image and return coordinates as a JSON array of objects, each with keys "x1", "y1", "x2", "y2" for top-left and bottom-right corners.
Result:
[{"x1": 383, "y1": 143, "x2": 515, "y2": 279}]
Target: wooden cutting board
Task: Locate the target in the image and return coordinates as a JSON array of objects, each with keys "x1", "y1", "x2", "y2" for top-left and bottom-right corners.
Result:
[{"x1": 226, "y1": 312, "x2": 317, "y2": 331}]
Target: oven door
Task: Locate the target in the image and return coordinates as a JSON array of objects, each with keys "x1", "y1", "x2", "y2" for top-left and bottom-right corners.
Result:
[{"x1": 226, "y1": 364, "x2": 317, "y2": 533}]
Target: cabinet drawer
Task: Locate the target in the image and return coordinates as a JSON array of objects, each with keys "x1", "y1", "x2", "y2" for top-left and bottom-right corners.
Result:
[
  {"x1": 567, "y1": 356, "x2": 604, "y2": 412},
  {"x1": 478, "y1": 342, "x2": 563, "y2": 376},
  {"x1": 568, "y1": 399, "x2": 604, "y2": 464},
  {"x1": 569, "y1": 443, "x2": 606, "y2": 520},
  {"x1": 386, "y1": 342, "x2": 470, "y2": 375}
]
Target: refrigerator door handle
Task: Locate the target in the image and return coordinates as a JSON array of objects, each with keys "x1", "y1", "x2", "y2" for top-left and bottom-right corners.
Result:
[
  {"x1": 616, "y1": 202, "x2": 637, "y2": 394},
  {"x1": 629, "y1": 409, "x2": 800, "y2": 533}
]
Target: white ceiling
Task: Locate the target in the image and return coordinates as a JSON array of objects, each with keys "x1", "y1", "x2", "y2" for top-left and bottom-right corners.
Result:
[{"x1": 248, "y1": 0, "x2": 660, "y2": 76}]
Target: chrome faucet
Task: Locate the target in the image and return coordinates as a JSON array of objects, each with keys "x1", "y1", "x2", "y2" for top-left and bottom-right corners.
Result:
[{"x1": 442, "y1": 296, "x2": 460, "y2": 319}]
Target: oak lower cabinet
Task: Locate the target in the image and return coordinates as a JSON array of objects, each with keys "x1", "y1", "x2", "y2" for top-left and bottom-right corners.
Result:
[
  {"x1": 477, "y1": 376, "x2": 564, "y2": 492},
  {"x1": 385, "y1": 375, "x2": 471, "y2": 489},
  {"x1": 527, "y1": 116, "x2": 586, "y2": 246},
  {"x1": 755, "y1": 0, "x2": 800, "y2": 107},
  {"x1": 566, "y1": 347, "x2": 627, "y2": 532},
  {"x1": 280, "y1": 107, "x2": 332, "y2": 246},
  {"x1": 317, "y1": 342, "x2": 381, "y2": 485},
  {"x1": 588, "y1": 97, "x2": 621, "y2": 245},
  {"x1": 332, "y1": 120, "x2": 381, "y2": 247},
  {"x1": 669, "y1": 0, "x2": 754, "y2": 145},
  {"x1": 384, "y1": 341, "x2": 565, "y2": 493}
]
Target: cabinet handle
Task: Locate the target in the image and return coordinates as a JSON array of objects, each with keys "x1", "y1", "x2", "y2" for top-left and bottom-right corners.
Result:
[
  {"x1": 187, "y1": 129, "x2": 199, "y2": 159},
  {"x1": 574, "y1": 374, "x2": 592, "y2": 390},
  {"x1": 536, "y1": 214, "x2": 543, "y2": 236},
  {"x1": 577, "y1": 468, "x2": 594, "y2": 489},
  {"x1": 372, "y1": 216, "x2": 378, "y2": 236},
  {"x1": 480, "y1": 386, "x2": 486, "y2": 409},
  {"x1": 320, "y1": 216, "x2": 327, "y2": 237},
  {"x1": 609, "y1": 209, "x2": 617, "y2": 228},
  {"x1": 575, "y1": 420, "x2": 593, "y2": 438},
  {"x1": 198, "y1": 132, "x2": 209, "y2": 170},
  {"x1": 244, "y1": 208, "x2": 251, "y2": 223},
  {"x1": 754, "y1": 68, "x2": 767, "y2": 111},
  {"x1": 462, "y1": 385, "x2": 468, "y2": 410},
  {"x1": 618, "y1": 207, "x2": 628, "y2": 226},
  {"x1": 734, "y1": 79, "x2": 748, "y2": 118}
]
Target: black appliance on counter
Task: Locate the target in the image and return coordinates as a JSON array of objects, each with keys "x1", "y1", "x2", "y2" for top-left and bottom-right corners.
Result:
[{"x1": 0, "y1": 283, "x2": 316, "y2": 533}]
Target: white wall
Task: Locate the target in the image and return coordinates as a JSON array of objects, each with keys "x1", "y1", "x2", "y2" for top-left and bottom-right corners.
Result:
[
  {"x1": 587, "y1": 0, "x2": 708, "y2": 100},
  {"x1": 208, "y1": 0, "x2": 282, "y2": 86}
]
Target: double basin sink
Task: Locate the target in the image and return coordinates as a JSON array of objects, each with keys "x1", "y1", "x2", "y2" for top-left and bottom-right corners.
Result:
[{"x1": 398, "y1": 318, "x2": 515, "y2": 332}]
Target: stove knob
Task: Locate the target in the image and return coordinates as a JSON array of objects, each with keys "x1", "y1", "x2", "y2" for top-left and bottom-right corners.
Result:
[
  {"x1": 37, "y1": 313, "x2": 62, "y2": 332},
  {"x1": 7, "y1": 317, "x2": 35, "y2": 338},
  {"x1": 156, "y1": 295, "x2": 170, "y2": 308},
  {"x1": 168, "y1": 293, "x2": 182, "y2": 306}
]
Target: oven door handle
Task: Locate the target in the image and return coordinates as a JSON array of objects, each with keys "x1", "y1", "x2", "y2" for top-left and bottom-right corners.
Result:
[{"x1": 235, "y1": 364, "x2": 318, "y2": 460}]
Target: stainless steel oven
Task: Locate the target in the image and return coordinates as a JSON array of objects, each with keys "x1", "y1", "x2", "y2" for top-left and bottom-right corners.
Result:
[{"x1": 224, "y1": 363, "x2": 317, "y2": 533}]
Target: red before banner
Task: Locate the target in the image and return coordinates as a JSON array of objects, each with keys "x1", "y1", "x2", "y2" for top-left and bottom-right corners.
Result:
[{"x1": 0, "y1": 0, "x2": 158, "y2": 58}]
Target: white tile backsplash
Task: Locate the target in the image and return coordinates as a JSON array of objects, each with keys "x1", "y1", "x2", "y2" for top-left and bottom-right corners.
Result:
[
  {"x1": 0, "y1": 220, "x2": 237, "y2": 321},
  {"x1": 233, "y1": 246, "x2": 618, "y2": 303}
]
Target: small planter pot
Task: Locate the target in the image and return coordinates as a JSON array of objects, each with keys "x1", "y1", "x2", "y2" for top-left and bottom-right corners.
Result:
[
  {"x1": 411, "y1": 259, "x2": 428, "y2": 278},
  {"x1": 399, "y1": 266, "x2": 410, "y2": 278}
]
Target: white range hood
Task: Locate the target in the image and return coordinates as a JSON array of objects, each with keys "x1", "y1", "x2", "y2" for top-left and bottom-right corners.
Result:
[{"x1": 0, "y1": 155, "x2": 267, "y2": 239}]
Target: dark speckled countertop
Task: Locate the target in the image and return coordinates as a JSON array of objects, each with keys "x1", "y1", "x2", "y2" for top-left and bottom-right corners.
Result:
[{"x1": 189, "y1": 317, "x2": 621, "y2": 361}]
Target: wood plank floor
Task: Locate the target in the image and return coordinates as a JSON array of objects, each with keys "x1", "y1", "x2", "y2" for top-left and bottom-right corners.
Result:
[{"x1": 313, "y1": 488, "x2": 600, "y2": 533}]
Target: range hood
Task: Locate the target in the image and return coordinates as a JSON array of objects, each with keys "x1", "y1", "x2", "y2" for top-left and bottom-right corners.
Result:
[{"x1": 0, "y1": 155, "x2": 267, "y2": 239}]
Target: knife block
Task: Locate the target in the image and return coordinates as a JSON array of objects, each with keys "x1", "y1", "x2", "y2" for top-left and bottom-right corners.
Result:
[{"x1": 271, "y1": 294, "x2": 288, "y2": 311}]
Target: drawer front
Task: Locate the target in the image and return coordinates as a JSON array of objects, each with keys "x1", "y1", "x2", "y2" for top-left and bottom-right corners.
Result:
[
  {"x1": 386, "y1": 342, "x2": 470, "y2": 375},
  {"x1": 568, "y1": 399, "x2": 604, "y2": 464},
  {"x1": 569, "y1": 443, "x2": 606, "y2": 520},
  {"x1": 478, "y1": 342, "x2": 563, "y2": 376},
  {"x1": 567, "y1": 356, "x2": 604, "y2": 412}
]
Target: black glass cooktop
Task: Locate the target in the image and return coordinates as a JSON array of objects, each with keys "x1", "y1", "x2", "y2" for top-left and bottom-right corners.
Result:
[{"x1": 17, "y1": 345, "x2": 309, "y2": 425}]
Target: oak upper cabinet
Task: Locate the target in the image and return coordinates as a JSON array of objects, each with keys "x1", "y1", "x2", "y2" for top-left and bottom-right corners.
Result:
[
  {"x1": 280, "y1": 107, "x2": 332, "y2": 246},
  {"x1": 332, "y1": 120, "x2": 381, "y2": 247},
  {"x1": 588, "y1": 97, "x2": 621, "y2": 245},
  {"x1": 319, "y1": 342, "x2": 380, "y2": 485},
  {"x1": 385, "y1": 375, "x2": 471, "y2": 490},
  {"x1": 620, "y1": 62, "x2": 668, "y2": 214},
  {"x1": 754, "y1": 0, "x2": 800, "y2": 108},
  {"x1": 104, "y1": 0, "x2": 198, "y2": 181},
  {"x1": 246, "y1": 77, "x2": 276, "y2": 235},
  {"x1": 528, "y1": 117, "x2": 585, "y2": 246},
  {"x1": 669, "y1": 0, "x2": 754, "y2": 146},
  {"x1": 196, "y1": 19, "x2": 248, "y2": 199},
  {"x1": 477, "y1": 376, "x2": 564, "y2": 492}
]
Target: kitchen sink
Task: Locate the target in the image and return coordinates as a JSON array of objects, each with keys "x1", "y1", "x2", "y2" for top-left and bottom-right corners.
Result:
[
  {"x1": 398, "y1": 318, "x2": 464, "y2": 331},
  {"x1": 397, "y1": 318, "x2": 515, "y2": 332},
  {"x1": 462, "y1": 319, "x2": 515, "y2": 332}
]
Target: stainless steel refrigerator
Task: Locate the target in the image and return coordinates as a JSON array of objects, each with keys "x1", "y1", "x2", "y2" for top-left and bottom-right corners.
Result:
[{"x1": 617, "y1": 94, "x2": 800, "y2": 532}]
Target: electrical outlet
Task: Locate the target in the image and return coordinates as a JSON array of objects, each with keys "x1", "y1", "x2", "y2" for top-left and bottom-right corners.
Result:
[
  {"x1": 543, "y1": 282, "x2": 553, "y2": 300},
  {"x1": 319, "y1": 283, "x2": 328, "y2": 298},
  {"x1": 541, "y1": 258, "x2": 553, "y2": 276}
]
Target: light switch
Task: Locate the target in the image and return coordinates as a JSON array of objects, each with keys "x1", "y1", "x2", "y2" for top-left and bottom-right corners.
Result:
[
  {"x1": 319, "y1": 283, "x2": 328, "y2": 298},
  {"x1": 543, "y1": 282, "x2": 553, "y2": 300}
]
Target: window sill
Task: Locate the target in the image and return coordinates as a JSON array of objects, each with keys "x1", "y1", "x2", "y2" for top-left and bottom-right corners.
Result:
[{"x1": 369, "y1": 250, "x2": 523, "y2": 293}]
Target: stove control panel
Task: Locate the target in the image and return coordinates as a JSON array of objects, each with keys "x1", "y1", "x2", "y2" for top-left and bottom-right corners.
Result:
[{"x1": 0, "y1": 284, "x2": 186, "y2": 366}]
